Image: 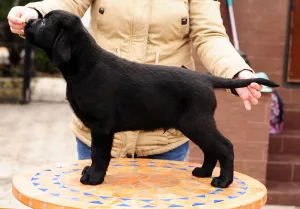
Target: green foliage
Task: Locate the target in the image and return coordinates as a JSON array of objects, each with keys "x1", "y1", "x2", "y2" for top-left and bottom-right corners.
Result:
[
  {"x1": 0, "y1": 0, "x2": 37, "y2": 20},
  {"x1": 0, "y1": 0, "x2": 59, "y2": 75}
]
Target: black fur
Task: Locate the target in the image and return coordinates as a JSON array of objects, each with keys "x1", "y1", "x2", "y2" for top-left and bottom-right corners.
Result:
[{"x1": 24, "y1": 10, "x2": 279, "y2": 188}]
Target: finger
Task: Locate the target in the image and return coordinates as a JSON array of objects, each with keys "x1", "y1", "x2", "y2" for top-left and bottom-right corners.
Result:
[
  {"x1": 238, "y1": 89, "x2": 249, "y2": 101},
  {"x1": 7, "y1": 8, "x2": 24, "y2": 24},
  {"x1": 8, "y1": 15, "x2": 24, "y2": 25},
  {"x1": 248, "y1": 93, "x2": 259, "y2": 105},
  {"x1": 22, "y1": 13, "x2": 37, "y2": 21},
  {"x1": 8, "y1": 22, "x2": 25, "y2": 30},
  {"x1": 250, "y1": 82, "x2": 262, "y2": 91},
  {"x1": 10, "y1": 27, "x2": 24, "y2": 35},
  {"x1": 248, "y1": 86, "x2": 261, "y2": 99},
  {"x1": 244, "y1": 100, "x2": 252, "y2": 111},
  {"x1": 21, "y1": 8, "x2": 39, "y2": 21}
]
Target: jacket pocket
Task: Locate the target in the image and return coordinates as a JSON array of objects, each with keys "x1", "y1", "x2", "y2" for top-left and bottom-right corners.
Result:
[
  {"x1": 149, "y1": 0, "x2": 190, "y2": 41},
  {"x1": 179, "y1": 0, "x2": 190, "y2": 37},
  {"x1": 94, "y1": 0, "x2": 132, "y2": 33}
]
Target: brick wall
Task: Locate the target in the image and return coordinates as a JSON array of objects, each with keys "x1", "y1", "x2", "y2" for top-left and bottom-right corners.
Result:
[
  {"x1": 188, "y1": 0, "x2": 291, "y2": 185},
  {"x1": 231, "y1": 0, "x2": 300, "y2": 113},
  {"x1": 188, "y1": 90, "x2": 272, "y2": 185}
]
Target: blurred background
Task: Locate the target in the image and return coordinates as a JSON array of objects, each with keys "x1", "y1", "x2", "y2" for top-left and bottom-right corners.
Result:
[{"x1": 0, "y1": 0, "x2": 299, "y2": 208}]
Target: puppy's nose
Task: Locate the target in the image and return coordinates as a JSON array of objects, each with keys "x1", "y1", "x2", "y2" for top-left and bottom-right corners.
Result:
[{"x1": 26, "y1": 19, "x2": 35, "y2": 26}]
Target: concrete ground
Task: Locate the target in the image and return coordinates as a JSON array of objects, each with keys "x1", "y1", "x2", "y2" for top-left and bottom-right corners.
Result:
[
  {"x1": 0, "y1": 103, "x2": 77, "y2": 208},
  {"x1": 0, "y1": 78, "x2": 298, "y2": 208}
]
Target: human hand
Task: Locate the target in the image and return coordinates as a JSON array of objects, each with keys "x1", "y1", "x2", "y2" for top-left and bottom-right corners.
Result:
[
  {"x1": 235, "y1": 70, "x2": 262, "y2": 111},
  {"x1": 7, "y1": 6, "x2": 39, "y2": 35}
]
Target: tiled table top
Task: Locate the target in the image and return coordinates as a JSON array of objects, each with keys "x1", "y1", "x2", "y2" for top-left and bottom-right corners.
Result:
[{"x1": 12, "y1": 159, "x2": 267, "y2": 209}]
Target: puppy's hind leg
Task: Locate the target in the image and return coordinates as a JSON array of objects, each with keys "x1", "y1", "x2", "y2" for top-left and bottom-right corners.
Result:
[
  {"x1": 180, "y1": 116, "x2": 234, "y2": 188},
  {"x1": 80, "y1": 131, "x2": 113, "y2": 185},
  {"x1": 192, "y1": 150, "x2": 217, "y2": 178},
  {"x1": 210, "y1": 130, "x2": 234, "y2": 188}
]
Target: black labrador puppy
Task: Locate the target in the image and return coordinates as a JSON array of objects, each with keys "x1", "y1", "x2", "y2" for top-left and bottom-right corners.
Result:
[{"x1": 24, "y1": 10, "x2": 279, "y2": 188}]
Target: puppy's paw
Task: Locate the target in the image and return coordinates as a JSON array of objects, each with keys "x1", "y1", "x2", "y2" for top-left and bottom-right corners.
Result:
[
  {"x1": 192, "y1": 167, "x2": 212, "y2": 178},
  {"x1": 211, "y1": 176, "x2": 233, "y2": 188},
  {"x1": 80, "y1": 166, "x2": 105, "y2": 185}
]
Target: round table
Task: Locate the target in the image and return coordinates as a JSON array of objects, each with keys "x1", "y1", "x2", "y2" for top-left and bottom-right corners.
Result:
[{"x1": 12, "y1": 159, "x2": 267, "y2": 209}]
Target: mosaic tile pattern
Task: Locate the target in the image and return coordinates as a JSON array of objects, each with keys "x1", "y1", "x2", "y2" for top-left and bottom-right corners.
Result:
[{"x1": 12, "y1": 159, "x2": 267, "y2": 209}]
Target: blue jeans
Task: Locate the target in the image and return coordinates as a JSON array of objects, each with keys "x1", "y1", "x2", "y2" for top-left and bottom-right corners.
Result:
[{"x1": 76, "y1": 137, "x2": 189, "y2": 161}]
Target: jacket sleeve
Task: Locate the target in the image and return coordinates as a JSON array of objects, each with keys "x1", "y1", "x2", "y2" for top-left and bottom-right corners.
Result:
[
  {"x1": 189, "y1": 0, "x2": 253, "y2": 79},
  {"x1": 25, "y1": 0, "x2": 92, "y2": 18}
]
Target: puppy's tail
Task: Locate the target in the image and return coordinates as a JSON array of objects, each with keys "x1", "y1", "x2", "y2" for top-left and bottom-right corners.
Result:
[{"x1": 210, "y1": 76, "x2": 279, "y2": 89}]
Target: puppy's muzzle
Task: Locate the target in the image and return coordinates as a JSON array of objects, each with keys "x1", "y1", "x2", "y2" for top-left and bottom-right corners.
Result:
[{"x1": 24, "y1": 19, "x2": 36, "y2": 29}]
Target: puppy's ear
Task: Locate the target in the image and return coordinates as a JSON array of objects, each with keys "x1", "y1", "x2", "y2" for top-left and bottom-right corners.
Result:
[{"x1": 52, "y1": 29, "x2": 71, "y2": 67}]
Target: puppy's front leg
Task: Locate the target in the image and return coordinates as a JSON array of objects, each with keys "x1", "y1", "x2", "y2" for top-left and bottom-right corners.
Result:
[{"x1": 80, "y1": 131, "x2": 113, "y2": 185}]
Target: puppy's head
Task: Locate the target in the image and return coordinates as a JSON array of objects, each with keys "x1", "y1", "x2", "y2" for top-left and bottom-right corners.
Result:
[{"x1": 24, "y1": 10, "x2": 81, "y2": 67}]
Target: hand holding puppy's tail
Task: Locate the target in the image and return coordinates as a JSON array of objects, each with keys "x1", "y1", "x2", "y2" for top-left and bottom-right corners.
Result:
[{"x1": 211, "y1": 77, "x2": 279, "y2": 89}]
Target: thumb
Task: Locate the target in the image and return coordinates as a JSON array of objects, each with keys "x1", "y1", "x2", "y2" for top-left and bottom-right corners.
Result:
[
  {"x1": 7, "y1": 6, "x2": 26, "y2": 24},
  {"x1": 20, "y1": 8, "x2": 39, "y2": 21}
]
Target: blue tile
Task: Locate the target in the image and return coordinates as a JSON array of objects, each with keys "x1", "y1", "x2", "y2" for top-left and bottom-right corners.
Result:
[
  {"x1": 53, "y1": 182, "x2": 60, "y2": 185},
  {"x1": 83, "y1": 192, "x2": 93, "y2": 196},
  {"x1": 228, "y1": 196, "x2": 237, "y2": 199},
  {"x1": 44, "y1": 169, "x2": 52, "y2": 172},
  {"x1": 141, "y1": 199, "x2": 152, "y2": 202},
  {"x1": 68, "y1": 197, "x2": 79, "y2": 201},
  {"x1": 52, "y1": 178, "x2": 58, "y2": 181},
  {"x1": 120, "y1": 198, "x2": 131, "y2": 201},
  {"x1": 60, "y1": 185, "x2": 67, "y2": 189},
  {"x1": 89, "y1": 201, "x2": 103, "y2": 204},
  {"x1": 161, "y1": 199, "x2": 172, "y2": 201},
  {"x1": 192, "y1": 203, "x2": 205, "y2": 206},
  {"x1": 188, "y1": 165, "x2": 196, "y2": 168},
  {"x1": 33, "y1": 183, "x2": 40, "y2": 186},
  {"x1": 239, "y1": 181, "x2": 246, "y2": 185},
  {"x1": 195, "y1": 194, "x2": 205, "y2": 198},
  {"x1": 35, "y1": 173, "x2": 41, "y2": 176},
  {"x1": 213, "y1": 200, "x2": 224, "y2": 203},
  {"x1": 178, "y1": 197, "x2": 189, "y2": 200},
  {"x1": 116, "y1": 203, "x2": 130, "y2": 207},
  {"x1": 176, "y1": 168, "x2": 187, "y2": 171},
  {"x1": 241, "y1": 187, "x2": 248, "y2": 190},
  {"x1": 50, "y1": 193, "x2": 60, "y2": 197},
  {"x1": 31, "y1": 177, "x2": 39, "y2": 181},
  {"x1": 142, "y1": 205, "x2": 155, "y2": 208},
  {"x1": 169, "y1": 204, "x2": 183, "y2": 208},
  {"x1": 209, "y1": 191, "x2": 217, "y2": 194},
  {"x1": 113, "y1": 164, "x2": 122, "y2": 166},
  {"x1": 72, "y1": 164, "x2": 79, "y2": 166},
  {"x1": 238, "y1": 191, "x2": 246, "y2": 195},
  {"x1": 163, "y1": 166, "x2": 172, "y2": 168},
  {"x1": 72, "y1": 169, "x2": 81, "y2": 171},
  {"x1": 100, "y1": 196, "x2": 111, "y2": 199},
  {"x1": 56, "y1": 166, "x2": 63, "y2": 168},
  {"x1": 70, "y1": 189, "x2": 79, "y2": 193},
  {"x1": 39, "y1": 188, "x2": 48, "y2": 192},
  {"x1": 130, "y1": 164, "x2": 138, "y2": 166},
  {"x1": 215, "y1": 188, "x2": 224, "y2": 192},
  {"x1": 55, "y1": 174, "x2": 60, "y2": 177}
]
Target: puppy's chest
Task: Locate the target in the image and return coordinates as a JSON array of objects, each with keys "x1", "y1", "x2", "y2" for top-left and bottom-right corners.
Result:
[{"x1": 66, "y1": 87, "x2": 99, "y2": 115}]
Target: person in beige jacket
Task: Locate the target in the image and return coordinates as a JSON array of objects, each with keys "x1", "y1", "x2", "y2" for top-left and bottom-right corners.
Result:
[{"x1": 8, "y1": 0, "x2": 262, "y2": 161}]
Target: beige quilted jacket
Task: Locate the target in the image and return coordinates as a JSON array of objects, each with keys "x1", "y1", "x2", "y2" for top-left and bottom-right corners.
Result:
[{"x1": 26, "y1": 0, "x2": 253, "y2": 158}]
